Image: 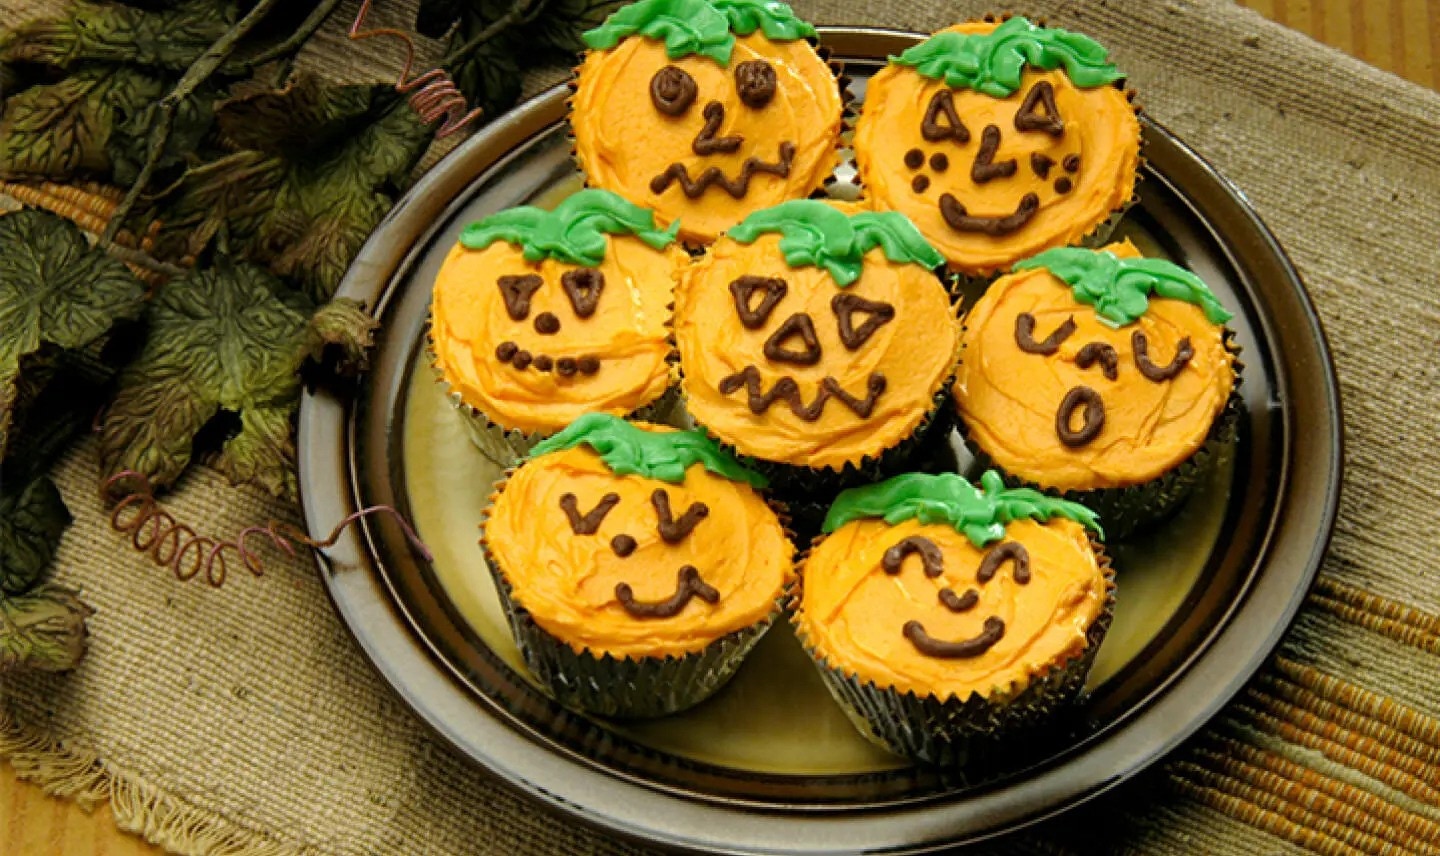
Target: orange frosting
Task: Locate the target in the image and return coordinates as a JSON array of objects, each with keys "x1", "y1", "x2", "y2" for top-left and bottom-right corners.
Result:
[
  {"x1": 484, "y1": 431, "x2": 792, "y2": 659},
  {"x1": 798, "y1": 517, "x2": 1106, "y2": 699},
  {"x1": 572, "y1": 32, "x2": 842, "y2": 244},
  {"x1": 854, "y1": 22, "x2": 1140, "y2": 275},
  {"x1": 429, "y1": 234, "x2": 686, "y2": 436},
  {"x1": 674, "y1": 230, "x2": 959, "y2": 470},
  {"x1": 953, "y1": 241, "x2": 1235, "y2": 491}
]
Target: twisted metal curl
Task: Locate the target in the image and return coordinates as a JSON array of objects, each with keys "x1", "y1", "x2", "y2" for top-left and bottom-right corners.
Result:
[{"x1": 102, "y1": 470, "x2": 432, "y2": 588}]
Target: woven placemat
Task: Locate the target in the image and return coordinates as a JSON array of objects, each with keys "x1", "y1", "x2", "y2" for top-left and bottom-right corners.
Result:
[{"x1": 4, "y1": 1, "x2": 1439, "y2": 854}]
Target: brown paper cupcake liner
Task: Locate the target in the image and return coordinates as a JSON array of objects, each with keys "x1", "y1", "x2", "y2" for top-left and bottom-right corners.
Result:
[
  {"x1": 789, "y1": 534, "x2": 1117, "y2": 766},
  {"x1": 426, "y1": 323, "x2": 681, "y2": 468},
  {"x1": 958, "y1": 332, "x2": 1245, "y2": 541},
  {"x1": 479, "y1": 467, "x2": 796, "y2": 719},
  {"x1": 569, "y1": 39, "x2": 850, "y2": 250}
]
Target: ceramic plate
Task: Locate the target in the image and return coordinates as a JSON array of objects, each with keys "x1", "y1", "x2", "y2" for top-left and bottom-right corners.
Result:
[{"x1": 297, "y1": 29, "x2": 1342, "y2": 854}]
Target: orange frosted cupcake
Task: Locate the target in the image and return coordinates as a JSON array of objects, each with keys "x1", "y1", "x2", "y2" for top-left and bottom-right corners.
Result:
[
  {"x1": 481, "y1": 414, "x2": 791, "y2": 717},
  {"x1": 953, "y1": 240, "x2": 1238, "y2": 536},
  {"x1": 854, "y1": 16, "x2": 1140, "y2": 277},
  {"x1": 573, "y1": 0, "x2": 843, "y2": 244},
  {"x1": 794, "y1": 470, "x2": 1114, "y2": 765},
  {"x1": 673, "y1": 200, "x2": 958, "y2": 483},
  {"x1": 429, "y1": 189, "x2": 687, "y2": 462}
]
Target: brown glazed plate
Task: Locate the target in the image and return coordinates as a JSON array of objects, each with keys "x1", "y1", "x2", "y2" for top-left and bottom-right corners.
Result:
[{"x1": 297, "y1": 29, "x2": 1342, "y2": 855}]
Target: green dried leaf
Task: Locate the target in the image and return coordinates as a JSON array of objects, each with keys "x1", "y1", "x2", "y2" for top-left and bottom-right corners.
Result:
[
  {"x1": 214, "y1": 72, "x2": 377, "y2": 157},
  {"x1": 99, "y1": 261, "x2": 306, "y2": 496},
  {"x1": 476, "y1": 0, "x2": 630, "y2": 54},
  {"x1": 0, "y1": 64, "x2": 168, "y2": 181},
  {"x1": 416, "y1": 0, "x2": 467, "y2": 39},
  {"x1": 302, "y1": 297, "x2": 379, "y2": 375},
  {"x1": 0, "y1": 584, "x2": 93, "y2": 673},
  {"x1": 0, "y1": 210, "x2": 147, "y2": 458},
  {"x1": 107, "y1": 86, "x2": 218, "y2": 186},
  {"x1": 0, "y1": 2, "x2": 235, "y2": 72},
  {"x1": 99, "y1": 262, "x2": 378, "y2": 497},
  {"x1": 0, "y1": 476, "x2": 72, "y2": 596},
  {"x1": 450, "y1": 35, "x2": 522, "y2": 121},
  {"x1": 156, "y1": 90, "x2": 431, "y2": 302}
]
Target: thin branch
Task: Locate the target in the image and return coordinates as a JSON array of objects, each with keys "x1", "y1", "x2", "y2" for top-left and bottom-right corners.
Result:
[
  {"x1": 222, "y1": 0, "x2": 346, "y2": 75},
  {"x1": 440, "y1": 0, "x2": 542, "y2": 67},
  {"x1": 101, "y1": 0, "x2": 286, "y2": 246}
]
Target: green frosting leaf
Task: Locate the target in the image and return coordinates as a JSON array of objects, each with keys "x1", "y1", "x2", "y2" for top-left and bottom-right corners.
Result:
[
  {"x1": 582, "y1": 0, "x2": 736, "y2": 65},
  {"x1": 891, "y1": 16, "x2": 1124, "y2": 97},
  {"x1": 1013, "y1": 248, "x2": 1234, "y2": 327},
  {"x1": 711, "y1": 0, "x2": 816, "y2": 41},
  {"x1": 581, "y1": 0, "x2": 814, "y2": 65},
  {"x1": 529, "y1": 413, "x2": 768, "y2": 488},
  {"x1": 727, "y1": 201, "x2": 944, "y2": 286},
  {"x1": 459, "y1": 189, "x2": 678, "y2": 267},
  {"x1": 823, "y1": 470, "x2": 1102, "y2": 547}
]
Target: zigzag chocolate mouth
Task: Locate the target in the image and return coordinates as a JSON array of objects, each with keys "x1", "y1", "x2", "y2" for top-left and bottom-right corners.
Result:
[
  {"x1": 494, "y1": 340, "x2": 599, "y2": 377},
  {"x1": 717, "y1": 365, "x2": 886, "y2": 422},
  {"x1": 649, "y1": 142, "x2": 796, "y2": 200}
]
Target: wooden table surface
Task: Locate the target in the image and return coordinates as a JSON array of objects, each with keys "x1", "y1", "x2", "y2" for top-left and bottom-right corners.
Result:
[{"x1": 3, "y1": 1, "x2": 1437, "y2": 853}]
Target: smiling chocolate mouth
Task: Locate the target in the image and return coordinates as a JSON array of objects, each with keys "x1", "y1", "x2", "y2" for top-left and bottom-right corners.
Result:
[
  {"x1": 649, "y1": 142, "x2": 796, "y2": 200},
  {"x1": 615, "y1": 565, "x2": 720, "y2": 619},
  {"x1": 718, "y1": 365, "x2": 886, "y2": 422},
  {"x1": 939, "y1": 192, "x2": 1041, "y2": 236},
  {"x1": 495, "y1": 340, "x2": 599, "y2": 376}
]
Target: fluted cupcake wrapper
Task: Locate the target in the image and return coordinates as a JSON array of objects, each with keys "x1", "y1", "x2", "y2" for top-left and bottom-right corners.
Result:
[
  {"x1": 479, "y1": 470, "x2": 795, "y2": 719},
  {"x1": 790, "y1": 537, "x2": 1117, "y2": 766},
  {"x1": 959, "y1": 332, "x2": 1244, "y2": 541},
  {"x1": 426, "y1": 327, "x2": 681, "y2": 469}
]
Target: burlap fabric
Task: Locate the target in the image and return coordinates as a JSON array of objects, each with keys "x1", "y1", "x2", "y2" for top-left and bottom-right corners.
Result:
[{"x1": 4, "y1": 1, "x2": 1439, "y2": 853}]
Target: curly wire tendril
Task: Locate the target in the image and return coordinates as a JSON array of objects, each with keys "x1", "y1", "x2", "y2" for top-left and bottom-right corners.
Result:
[
  {"x1": 102, "y1": 471, "x2": 433, "y2": 588},
  {"x1": 347, "y1": 0, "x2": 483, "y2": 138}
]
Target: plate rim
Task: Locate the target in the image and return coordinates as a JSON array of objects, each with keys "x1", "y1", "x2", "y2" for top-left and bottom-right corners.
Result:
[{"x1": 297, "y1": 26, "x2": 1343, "y2": 854}]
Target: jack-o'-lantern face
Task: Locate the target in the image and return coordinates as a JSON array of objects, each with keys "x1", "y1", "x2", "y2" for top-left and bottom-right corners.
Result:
[
  {"x1": 674, "y1": 201, "x2": 958, "y2": 470},
  {"x1": 954, "y1": 241, "x2": 1235, "y2": 492},
  {"x1": 797, "y1": 471, "x2": 1109, "y2": 700},
  {"x1": 430, "y1": 190, "x2": 685, "y2": 436},
  {"x1": 486, "y1": 416, "x2": 790, "y2": 658},
  {"x1": 854, "y1": 18, "x2": 1140, "y2": 274},
  {"x1": 574, "y1": 0, "x2": 843, "y2": 243}
]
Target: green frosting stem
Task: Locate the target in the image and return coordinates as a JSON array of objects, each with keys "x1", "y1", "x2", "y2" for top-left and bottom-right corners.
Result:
[
  {"x1": 892, "y1": 16, "x2": 1124, "y2": 97},
  {"x1": 727, "y1": 200, "x2": 944, "y2": 286},
  {"x1": 822, "y1": 470, "x2": 1102, "y2": 546},
  {"x1": 529, "y1": 413, "x2": 769, "y2": 488},
  {"x1": 1013, "y1": 247, "x2": 1234, "y2": 327},
  {"x1": 459, "y1": 189, "x2": 678, "y2": 267},
  {"x1": 582, "y1": 0, "x2": 815, "y2": 66}
]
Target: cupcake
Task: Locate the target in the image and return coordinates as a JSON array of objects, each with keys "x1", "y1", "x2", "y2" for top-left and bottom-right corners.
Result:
[
  {"x1": 673, "y1": 199, "x2": 959, "y2": 486},
  {"x1": 429, "y1": 189, "x2": 687, "y2": 464},
  {"x1": 953, "y1": 240, "x2": 1238, "y2": 537},
  {"x1": 793, "y1": 470, "x2": 1114, "y2": 765},
  {"x1": 573, "y1": 0, "x2": 843, "y2": 244},
  {"x1": 853, "y1": 16, "x2": 1140, "y2": 277},
  {"x1": 481, "y1": 413, "x2": 792, "y2": 718}
]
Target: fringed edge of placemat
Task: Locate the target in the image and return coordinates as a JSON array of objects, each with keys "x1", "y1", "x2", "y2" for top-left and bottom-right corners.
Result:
[{"x1": 0, "y1": 706, "x2": 306, "y2": 856}]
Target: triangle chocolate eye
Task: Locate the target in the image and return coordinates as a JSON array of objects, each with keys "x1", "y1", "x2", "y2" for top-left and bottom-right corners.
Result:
[
  {"x1": 497, "y1": 274, "x2": 543, "y2": 320},
  {"x1": 561, "y1": 268, "x2": 605, "y2": 318},
  {"x1": 832, "y1": 293, "x2": 896, "y2": 350},
  {"x1": 1014, "y1": 81, "x2": 1065, "y2": 137},
  {"x1": 921, "y1": 90, "x2": 970, "y2": 143},
  {"x1": 729, "y1": 275, "x2": 788, "y2": 329},
  {"x1": 762, "y1": 312, "x2": 822, "y2": 365}
]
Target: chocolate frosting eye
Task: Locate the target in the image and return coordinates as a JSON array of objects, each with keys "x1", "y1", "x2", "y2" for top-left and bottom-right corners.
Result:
[
  {"x1": 650, "y1": 65, "x2": 697, "y2": 116},
  {"x1": 734, "y1": 60, "x2": 777, "y2": 108}
]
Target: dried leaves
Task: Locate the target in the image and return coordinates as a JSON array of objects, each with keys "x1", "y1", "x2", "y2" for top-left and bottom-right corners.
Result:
[
  {"x1": 0, "y1": 586, "x2": 93, "y2": 673},
  {"x1": 98, "y1": 260, "x2": 378, "y2": 498},
  {"x1": 0, "y1": 209, "x2": 146, "y2": 458},
  {"x1": 0, "y1": 476, "x2": 72, "y2": 597}
]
